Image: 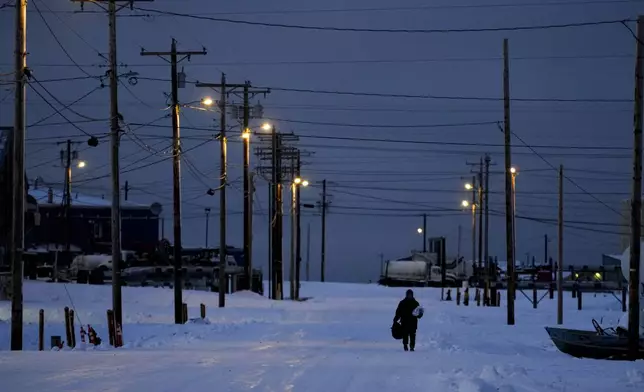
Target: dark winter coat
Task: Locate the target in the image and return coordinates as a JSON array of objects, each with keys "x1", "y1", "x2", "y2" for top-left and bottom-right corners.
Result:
[{"x1": 393, "y1": 297, "x2": 420, "y2": 332}]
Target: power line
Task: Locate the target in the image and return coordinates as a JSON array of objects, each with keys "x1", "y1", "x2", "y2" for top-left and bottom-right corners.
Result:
[
  {"x1": 264, "y1": 117, "x2": 500, "y2": 129},
  {"x1": 128, "y1": 122, "x2": 631, "y2": 150},
  {"x1": 135, "y1": 7, "x2": 633, "y2": 35},
  {"x1": 32, "y1": 0, "x2": 94, "y2": 78},
  {"x1": 259, "y1": 85, "x2": 633, "y2": 103},
  {"x1": 508, "y1": 127, "x2": 625, "y2": 217}
]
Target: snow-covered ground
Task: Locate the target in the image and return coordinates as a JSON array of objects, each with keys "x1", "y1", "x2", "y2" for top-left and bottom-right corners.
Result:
[{"x1": 1, "y1": 281, "x2": 643, "y2": 391}]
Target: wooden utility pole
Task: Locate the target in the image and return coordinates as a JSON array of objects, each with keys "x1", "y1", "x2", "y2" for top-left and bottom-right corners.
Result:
[
  {"x1": 484, "y1": 153, "x2": 491, "y2": 304},
  {"x1": 10, "y1": 0, "x2": 27, "y2": 351},
  {"x1": 422, "y1": 214, "x2": 427, "y2": 252},
  {"x1": 470, "y1": 175, "x2": 476, "y2": 270},
  {"x1": 63, "y1": 140, "x2": 72, "y2": 253},
  {"x1": 204, "y1": 208, "x2": 210, "y2": 248},
  {"x1": 295, "y1": 154, "x2": 302, "y2": 299},
  {"x1": 321, "y1": 179, "x2": 327, "y2": 282},
  {"x1": 478, "y1": 159, "x2": 484, "y2": 278},
  {"x1": 141, "y1": 39, "x2": 206, "y2": 320},
  {"x1": 557, "y1": 165, "x2": 564, "y2": 325},
  {"x1": 503, "y1": 38, "x2": 516, "y2": 325},
  {"x1": 218, "y1": 72, "x2": 227, "y2": 307},
  {"x1": 73, "y1": 0, "x2": 154, "y2": 345},
  {"x1": 628, "y1": 15, "x2": 643, "y2": 360},
  {"x1": 290, "y1": 157, "x2": 296, "y2": 300}
]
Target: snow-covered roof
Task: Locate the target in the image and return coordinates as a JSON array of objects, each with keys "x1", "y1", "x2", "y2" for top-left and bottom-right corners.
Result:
[{"x1": 29, "y1": 187, "x2": 150, "y2": 209}]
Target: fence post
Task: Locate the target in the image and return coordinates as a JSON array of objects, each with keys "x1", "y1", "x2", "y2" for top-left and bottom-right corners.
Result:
[
  {"x1": 532, "y1": 284, "x2": 538, "y2": 309},
  {"x1": 577, "y1": 289, "x2": 583, "y2": 310},
  {"x1": 107, "y1": 310, "x2": 115, "y2": 346},
  {"x1": 38, "y1": 309, "x2": 44, "y2": 351},
  {"x1": 182, "y1": 303, "x2": 188, "y2": 323},
  {"x1": 200, "y1": 303, "x2": 206, "y2": 319},
  {"x1": 622, "y1": 286, "x2": 627, "y2": 312},
  {"x1": 69, "y1": 309, "x2": 76, "y2": 348},
  {"x1": 64, "y1": 307, "x2": 72, "y2": 347}
]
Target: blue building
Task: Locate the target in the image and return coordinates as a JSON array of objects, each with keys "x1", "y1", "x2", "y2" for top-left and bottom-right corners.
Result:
[{"x1": 28, "y1": 186, "x2": 162, "y2": 257}]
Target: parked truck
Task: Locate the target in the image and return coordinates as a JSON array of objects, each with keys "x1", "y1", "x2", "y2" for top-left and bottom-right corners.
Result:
[{"x1": 379, "y1": 252, "x2": 474, "y2": 287}]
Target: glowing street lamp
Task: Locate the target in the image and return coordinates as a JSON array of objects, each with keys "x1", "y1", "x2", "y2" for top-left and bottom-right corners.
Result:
[
  {"x1": 241, "y1": 129, "x2": 251, "y2": 140},
  {"x1": 417, "y1": 227, "x2": 423, "y2": 234},
  {"x1": 77, "y1": 160, "x2": 86, "y2": 169},
  {"x1": 301, "y1": 180, "x2": 309, "y2": 187},
  {"x1": 294, "y1": 177, "x2": 302, "y2": 185},
  {"x1": 461, "y1": 200, "x2": 469, "y2": 208},
  {"x1": 201, "y1": 97, "x2": 214, "y2": 106},
  {"x1": 465, "y1": 183, "x2": 473, "y2": 190},
  {"x1": 261, "y1": 122, "x2": 272, "y2": 131}
]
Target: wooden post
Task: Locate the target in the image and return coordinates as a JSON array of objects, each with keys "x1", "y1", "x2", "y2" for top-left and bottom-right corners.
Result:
[
  {"x1": 503, "y1": 38, "x2": 516, "y2": 326},
  {"x1": 107, "y1": 309, "x2": 115, "y2": 347},
  {"x1": 497, "y1": 292, "x2": 501, "y2": 307},
  {"x1": 64, "y1": 307, "x2": 72, "y2": 347},
  {"x1": 182, "y1": 303, "x2": 188, "y2": 323},
  {"x1": 627, "y1": 14, "x2": 643, "y2": 361},
  {"x1": 38, "y1": 309, "x2": 44, "y2": 351},
  {"x1": 622, "y1": 286, "x2": 628, "y2": 313},
  {"x1": 557, "y1": 165, "x2": 564, "y2": 325},
  {"x1": 549, "y1": 283, "x2": 554, "y2": 299},
  {"x1": 532, "y1": 282, "x2": 538, "y2": 309},
  {"x1": 577, "y1": 290, "x2": 583, "y2": 310},
  {"x1": 200, "y1": 303, "x2": 206, "y2": 319},
  {"x1": 69, "y1": 309, "x2": 76, "y2": 348}
]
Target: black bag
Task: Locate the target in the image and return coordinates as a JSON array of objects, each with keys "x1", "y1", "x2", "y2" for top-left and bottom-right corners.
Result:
[{"x1": 391, "y1": 322, "x2": 403, "y2": 340}]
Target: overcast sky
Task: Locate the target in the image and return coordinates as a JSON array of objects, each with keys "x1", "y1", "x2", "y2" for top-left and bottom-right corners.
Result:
[{"x1": 1, "y1": 0, "x2": 643, "y2": 282}]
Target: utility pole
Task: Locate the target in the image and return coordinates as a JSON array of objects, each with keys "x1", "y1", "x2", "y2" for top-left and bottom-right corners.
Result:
[
  {"x1": 422, "y1": 214, "x2": 427, "y2": 252},
  {"x1": 73, "y1": 0, "x2": 154, "y2": 347},
  {"x1": 275, "y1": 133, "x2": 283, "y2": 299},
  {"x1": 141, "y1": 39, "x2": 206, "y2": 320},
  {"x1": 10, "y1": 0, "x2": 27, "y2": 351},
  {"x1": 628, "y1": 15, "x2": 643, "y2": 360},
  {"x1": 544, "y1": 234, "x2": 548, "y2": 266},
  {"x1": 557, "y1": 165, "x2": 564, "y2": 325},
  {"x1": 218, "y1": 72, "x2": 227, "y2": 307},
  {"x1": 306, "y1": 222, "x2": 311, "y2": 281},
  {"x1": 295, "y1": 154, "x2": 302, "y2": 299},
  {"x1": 503, "y1": 38, "x2": 516, "y2": 325},
  {"x1": 484, "y1": 153, "x2": 491, "y2": 305},
  {"x1": 204, "y1": 208, "x2": 210, "y2": 248},
  {"x1": 62, "y1": 140, "x2": 72, "y2": 254},
  {"x1": 290, "y1": 157, "x2": 296, "y2": 300},
  {"x1": 478, "y1": 159, "x2": 484, "y2": 281},
  {"x1": 470, "y1": 175, "x2": 476, "y2": 272},
  {"x1": 124, "y1": 180, "x2": 129, "y2": 201},
  {"x1": 321, "y1": 179, "x2": 327, "y2": 282}
]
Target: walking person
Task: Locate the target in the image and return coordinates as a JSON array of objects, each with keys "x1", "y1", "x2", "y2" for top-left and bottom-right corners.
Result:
[{"x1": 393, "y1": 289, "x2": 424, "y2": 351}]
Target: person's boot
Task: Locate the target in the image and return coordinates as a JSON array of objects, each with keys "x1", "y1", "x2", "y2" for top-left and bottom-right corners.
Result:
[
  {"x1": 403, "y1": 344, "x2": 408, "y2": 351},
  {"x1": 410, "y1": 347, "x2": 415, "y2": 352}
]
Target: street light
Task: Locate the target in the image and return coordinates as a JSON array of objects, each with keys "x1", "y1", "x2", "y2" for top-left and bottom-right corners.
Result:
[
  {"x1": 294, "y1": 177, "x2": 302, "y2": 185},
  {"x1": 241, "y1": 129, "x2": 251, "y2": 140},
  {"x1": 510, "y1": 166, "x2": 517, "y2": 175},
  {"x1": 301, "y1": 180, "x2": 309, "y2": 187},
  {"x1": 465, "y1": 183, "x2": 473, "y2": 190},
  {"x1": 77, "y1": 160, "x2": 86, "y2": 168},
  {"x1": 417, "y1": 227, "x2": 423, "y2": 234},
  {"x1": 261, "y1": 122, "x2": 272, "y2": 131},
  {"x1": 461, "y1": 200, "x2": 469, "y2": 208},
  {"x1": 201, "y1": 97, "x2": 214, "y2": 106}
]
